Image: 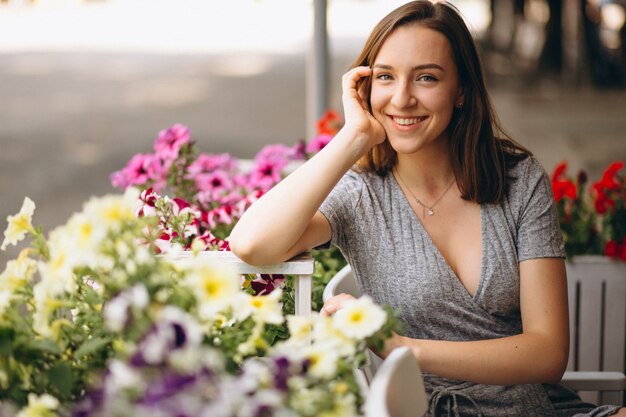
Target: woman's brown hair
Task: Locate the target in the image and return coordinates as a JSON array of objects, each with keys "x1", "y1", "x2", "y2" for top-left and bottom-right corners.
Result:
[{"x1": 353, "y1": 0, "x2": 530, "y2": 204}]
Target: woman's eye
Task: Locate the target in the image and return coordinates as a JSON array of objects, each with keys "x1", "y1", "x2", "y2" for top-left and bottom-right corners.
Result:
[
  {"x1": 376, "y1": 74, "x2": 392, "y2": 81},
  {"x1": 418, "y1": 75, "x2": 437, "y2": 82}
]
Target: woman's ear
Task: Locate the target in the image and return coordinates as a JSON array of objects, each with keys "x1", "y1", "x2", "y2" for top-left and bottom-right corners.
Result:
[{"x1": 456, "y1": 88, "x2": 466, "y2": 109}]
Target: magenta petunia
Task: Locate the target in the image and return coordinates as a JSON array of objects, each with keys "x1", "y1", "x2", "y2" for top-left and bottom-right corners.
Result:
[
  {"x1": 187, "y1": 153, "x2": 237, "y2": 176},
  {"x1": 154, "y1": 124, "x2": 191, "y2": 160},
  {"x1": 248, "y1": 159, "x2": 287, "y2": 192}
]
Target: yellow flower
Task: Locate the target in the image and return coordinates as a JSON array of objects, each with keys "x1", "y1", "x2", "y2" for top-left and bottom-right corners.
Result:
[
  {"x1": 16, "y1": 393, "x2": 59, "y2": 417},
  {"x1": 0, "y1": 250, "x2": 38, "y2": 291},
  {"x1": 240, "y1": 289, "x2": 284, "y2": 325},
  {"x1": 303, "y1": 344, "x2": 339, "y2": 378},
  {"x1": 184, "y1": 261, "x2": 239, "y2": 320},
  {"x1": 286, "y1": 315, "x2": 313, "y2": 344},
  {"x1": 313, "y1": 314, "x2": 356, "y2": 357},
  {"x1": 331, "y1": 295, "x2": 386, "y2": 340},
  {"x1": 1, "y1": 197, "x2": 35, "y2": 250}
]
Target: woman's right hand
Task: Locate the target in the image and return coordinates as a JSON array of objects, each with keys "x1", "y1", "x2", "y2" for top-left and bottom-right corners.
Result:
[{"x1": 341, "y1": 66, "x2": 386, "y2": 149}]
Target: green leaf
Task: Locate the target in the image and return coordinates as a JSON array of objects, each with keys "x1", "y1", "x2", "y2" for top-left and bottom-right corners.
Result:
[
  {"x1": 25, "y1": 339, "x2": 62, "y2": 356},
  {"x1": 74, "y1": 337, "x2": 110, "y2": 359},
  {"x1": 0, "y1": 327, "x2": 15, "y2": 356},
  {"x1": 47, "y1": 363, "x2": 74, "y2": 399}
]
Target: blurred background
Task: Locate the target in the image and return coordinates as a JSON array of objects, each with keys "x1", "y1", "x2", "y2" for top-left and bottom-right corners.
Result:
[{"x1": 1, "y1": 0, "x2": 625, "y2": 266}]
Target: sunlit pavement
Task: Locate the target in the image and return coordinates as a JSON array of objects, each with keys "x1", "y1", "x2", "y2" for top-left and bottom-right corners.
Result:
[{"x1": 0, "y1": 0, "x2": 625, "y2": 266}]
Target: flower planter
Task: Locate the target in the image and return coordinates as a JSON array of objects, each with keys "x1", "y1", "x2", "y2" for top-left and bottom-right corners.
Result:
[{"x1": 565, "y1": 255, "x2": 626, "y2": 403}]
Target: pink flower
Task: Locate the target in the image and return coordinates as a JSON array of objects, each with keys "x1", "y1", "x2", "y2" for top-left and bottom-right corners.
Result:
[
  {"x1": 291, "y1": 140, "x2": 307, "y2": 160},
  {"x1": 111, "y1": 153, "x2": 152, "y2": 189},
  {"x1": 248, "y1": 159, "x2": 287, "y2": 191},
  {"x1": 255, "y1": 143, "x2": 299, "y2": 164},
  {"x1": 194, "y1": 169, "x2": 234, "y2": 194},
  {"x1": 154, "y1": 124, "x2": 191, "y2": 160},
  {"x1": 187, "y1": 153, "x2": 237, "y2": 176},
  {"x1": 306, "y1": 133, "x2": 333, "y2": 154}
]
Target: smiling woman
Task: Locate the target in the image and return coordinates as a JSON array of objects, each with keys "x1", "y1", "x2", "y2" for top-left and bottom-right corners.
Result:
[{"x1": 229, "y1": 1, "x2": 625, "y2": 416}]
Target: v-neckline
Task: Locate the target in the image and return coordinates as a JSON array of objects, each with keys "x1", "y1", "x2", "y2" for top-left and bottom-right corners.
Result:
[{"x1": 389, "y1": 173, "x2": 486, "y2": 301}]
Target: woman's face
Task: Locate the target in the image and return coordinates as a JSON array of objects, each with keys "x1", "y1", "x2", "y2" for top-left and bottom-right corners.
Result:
[{"x1": 370, "y1": 24, "x2": 463, "y2": 156}]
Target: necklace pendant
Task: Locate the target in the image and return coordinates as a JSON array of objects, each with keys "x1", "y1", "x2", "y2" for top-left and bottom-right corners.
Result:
[{"x1": 427, "y1": 209, "x2": 434, "y2": 216}]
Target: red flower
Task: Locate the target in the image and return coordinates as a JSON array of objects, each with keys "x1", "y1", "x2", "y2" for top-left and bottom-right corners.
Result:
[
  {"x1": 550, "y1": 161, "x2": 577, "y2": 203},
  {"x1": 598, "y1": 161, "x2": 624, "y2": 191},
  {"x1": 592, "y1": 187, "x2": 615, "y2": 215},
  {"x1": 316, "y1": 110, "x2": 342, "y2": 135},
  {"x1": 605, "y1": 240, "x2": 619, "y2": 257}
]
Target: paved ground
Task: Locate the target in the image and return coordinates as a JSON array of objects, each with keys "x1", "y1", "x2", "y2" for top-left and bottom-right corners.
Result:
[{"x1": 1, "y1": 2, "x2": 625, "y2": 267}]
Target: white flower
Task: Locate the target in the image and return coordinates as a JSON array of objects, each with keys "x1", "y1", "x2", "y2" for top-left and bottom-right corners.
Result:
[
  {"x1": 32, "y1": 278, "x2": 65, "y2": 338},
  {"x1": 0, "y1": 253, "x2": 37, "y2": 292},
  {"x1": 2, "y1": 197, "x2": 35, "y2": 250},
  {"x1": 128, "y1": 284, "x2": 149, "y2": 309},
  {"x1": 331, "y1": 295, "x2": 386, "y2": 340},
  {"x1": 82, "y1": 192, "x2": 136, "y2": 232},
  {"x1": 285, "y1": 315, "x2": 313, "y2": 344},
  {"x1": 238, "y1": 289, "x2": 284, "y2": 325},
  {"x1": 312, "y1": 314, "x2": 356, "y2": 357},
  {"x1": 103, "y1": 295, "x2": 130, "y2": 332},
  {"x1": 184, "y1": 261, "x2": 240, "y2": 320},
  {"x1": 103, "y1": 284, "x2": 148, "y2": 332},
  {"x1": 0, "y1": 290, "x2": 12, "y2": 317},
  {"x1": 105, "y1": 360, "x2": 145, "y2": 395},
  {"x1": 302, "y1": 344, "x2": 339, "y2": 378},
  {"x1": 16, "y1": 393, "x2": 59, "y2": 417}
]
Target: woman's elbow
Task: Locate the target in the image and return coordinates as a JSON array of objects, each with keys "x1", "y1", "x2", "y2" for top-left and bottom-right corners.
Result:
[
  {"x1": 540, "y1": 347, "x2": 569, "y2": 384},
  {"x1": 228, "y1": 229, "x2": 259, "y2": 264}
]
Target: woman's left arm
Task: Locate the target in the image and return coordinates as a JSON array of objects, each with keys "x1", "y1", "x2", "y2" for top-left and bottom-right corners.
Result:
[{"x1": 379, "y1": 258, "x2": 570, "y2": 385}]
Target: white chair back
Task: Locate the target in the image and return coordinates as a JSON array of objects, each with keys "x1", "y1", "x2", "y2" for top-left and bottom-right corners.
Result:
[{"x1": 366, "y1": 346, "x2": 428, "y2": 417}]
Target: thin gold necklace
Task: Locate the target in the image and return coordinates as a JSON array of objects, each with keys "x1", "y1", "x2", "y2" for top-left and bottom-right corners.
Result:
[{"x1": 394, "y1": 169, "x2": 455, "y2": 217}]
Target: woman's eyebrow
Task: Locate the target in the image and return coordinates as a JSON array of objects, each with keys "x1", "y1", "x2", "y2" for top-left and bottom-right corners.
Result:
[{"x1": 372, "y1": 63, "x2": 445, "y2": 72}]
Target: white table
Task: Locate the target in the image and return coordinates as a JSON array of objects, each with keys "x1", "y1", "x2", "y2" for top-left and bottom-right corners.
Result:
[{"x1": 164, "y1": 251, "x2": 315, "y2": 316}]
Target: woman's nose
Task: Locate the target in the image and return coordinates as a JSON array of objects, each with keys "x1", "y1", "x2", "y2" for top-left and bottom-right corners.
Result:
[{"x1": 390, "y1": 81, "x2": 417, "y2": 108}]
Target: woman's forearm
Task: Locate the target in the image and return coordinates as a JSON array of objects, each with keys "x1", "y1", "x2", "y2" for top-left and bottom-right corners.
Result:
[
  {"x1": 384, "y1": 331, "x2": 568, "y2": 385},
  {"x1": 229, "y1": 127, "x2": 368, "y2": 265}
]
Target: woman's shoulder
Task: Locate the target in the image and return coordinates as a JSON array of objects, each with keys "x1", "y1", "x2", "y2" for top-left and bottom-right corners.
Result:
[
  {"x1": 506, "y1": 155, "x2": 549, "y2": 191},
  {"x1": 344, "y1": 167, "x2": 390, "y2": 188}
]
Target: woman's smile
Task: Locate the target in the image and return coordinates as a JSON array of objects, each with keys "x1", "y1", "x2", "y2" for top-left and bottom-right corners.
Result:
[{"x1": 388, "y1": 114, "x2": 429, "y2": 130}]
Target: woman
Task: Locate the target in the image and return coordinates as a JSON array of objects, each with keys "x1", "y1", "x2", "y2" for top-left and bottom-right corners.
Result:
[{"x1": 229, "y1": 1, "x2": 624, "y2": 415}]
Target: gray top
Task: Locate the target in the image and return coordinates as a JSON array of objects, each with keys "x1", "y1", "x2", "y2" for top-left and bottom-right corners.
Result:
[{"x1": 320, "y1": 156, "x2": 619, "y2": 417}]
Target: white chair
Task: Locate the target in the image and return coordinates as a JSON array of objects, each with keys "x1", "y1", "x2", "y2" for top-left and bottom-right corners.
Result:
[
  {"x1": 563, "y1": 257, "x2": 626, "y2": 406},
  {"x1": 322, "y1": 264, "x2": 382, "y2": 386},
  {"x1": 366, "y1": 346, "x2": 428, "y2": 417}
]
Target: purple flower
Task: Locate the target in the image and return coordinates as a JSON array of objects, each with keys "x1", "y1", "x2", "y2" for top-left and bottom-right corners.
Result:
[
  {"x1": 272, "y1": 356, "x2": 291, "y2": 391},
  {"x1": 250, "y1": 274, "x2": 285, "y2": 296},
  {"x1": 139, "y1": 372, "x2": 198, "y2": 405},
  {"x1": 154, "y1": 124, "x2": 191, "y2": 160}
]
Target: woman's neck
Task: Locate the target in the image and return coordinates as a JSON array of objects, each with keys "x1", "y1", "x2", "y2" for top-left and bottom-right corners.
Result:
[{"x1": 394, "y1": 142, "x2": 455, "y2": 191}]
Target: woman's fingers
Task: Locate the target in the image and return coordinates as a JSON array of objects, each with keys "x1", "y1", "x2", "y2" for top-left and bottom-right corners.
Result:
[
  {"x1": 321, "y1": 293, "x2": 357, "y2": 317},
  {"x1": 341, "y1": 66, "x2": 372, "y2": 107}
]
